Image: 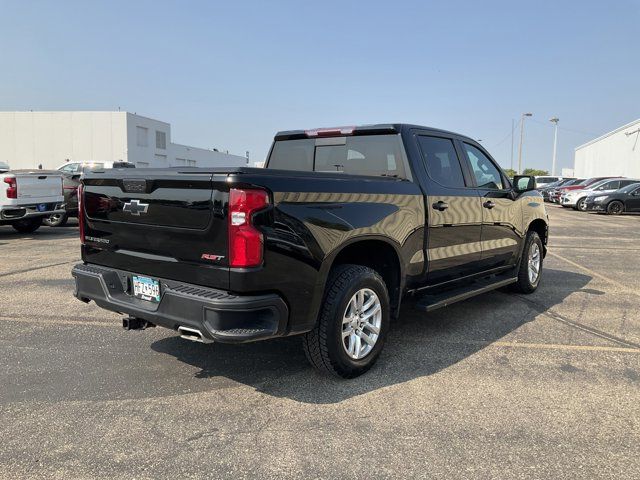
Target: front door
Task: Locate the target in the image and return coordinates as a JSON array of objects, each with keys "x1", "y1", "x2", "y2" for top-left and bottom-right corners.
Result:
[
  {"x1": 460, "y1": 142, "x2": 521, "y2": 271},
  {"x1": 416, "y1": 134, "x2": 484, "y2": 284},
  {"x1": 627, "y1": 186, "x2": 640, "y2": 211}
]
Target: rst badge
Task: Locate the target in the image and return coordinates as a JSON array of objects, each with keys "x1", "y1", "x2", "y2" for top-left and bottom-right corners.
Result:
[
  {"x1": 201, "y1": 254, "x2": 225, "y2": 261},
  {"x1": 123, "y1": 199, "x2": 149, "y2": 216}
]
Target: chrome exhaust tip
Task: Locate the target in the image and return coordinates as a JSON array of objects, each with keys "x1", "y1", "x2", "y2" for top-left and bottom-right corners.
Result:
[{"x1": 177, "y1": 326, "x2": 213, "y2": 344}]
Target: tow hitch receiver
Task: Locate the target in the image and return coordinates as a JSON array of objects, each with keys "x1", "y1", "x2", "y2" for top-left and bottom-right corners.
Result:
[{"x1": 122, "y1": 316, "x2": 155, "y2": 330}]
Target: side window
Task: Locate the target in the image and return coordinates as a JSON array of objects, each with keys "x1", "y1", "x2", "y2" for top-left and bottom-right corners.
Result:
[
  {"x1": 59, "y1": 163, "x2": 76, "y2": 173},
  {"x1": 417, "y1": 136, "x2": 466, "y2": 188},
  {"x1": 463, "y1": 143, "x2": 504, "y2": 190},
  {"x1": 597, "y1": 180, "x2": 618, "y2": 190},
  {"x1": 620, "y1": 180, "x2": 636, "y2": 188}
]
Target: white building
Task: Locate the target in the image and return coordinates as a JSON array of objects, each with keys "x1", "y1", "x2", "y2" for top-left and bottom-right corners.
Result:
[
  {"x1": 0, "y1": 111, "x2": 247, "y2": 170},
  {"x1": 574, "y1": 118, "x2": 640, "y2": 178}
]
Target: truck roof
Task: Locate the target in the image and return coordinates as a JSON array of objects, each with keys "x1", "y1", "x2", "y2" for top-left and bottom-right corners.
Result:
[{"x1": 274, "y1": 123, "x2": 478, "y2": 143}]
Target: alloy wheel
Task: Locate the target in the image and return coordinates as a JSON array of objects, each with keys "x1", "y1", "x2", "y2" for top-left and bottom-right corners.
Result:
[
  {"x1": 528, "y1": 243, "x2": 541, "y2": 284},
  {"x1": 341, "y1": 288, "x2": 382, "y2": 360}
]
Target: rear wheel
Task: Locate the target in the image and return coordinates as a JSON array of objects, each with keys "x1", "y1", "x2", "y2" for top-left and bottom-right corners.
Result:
[
  {"x1": 302, "y1": 264, "x2": 390, "y2": 378},
  {"x1": 12, "y1": 217, "x2": 42, "y2": 233},
  {"x1": 43, "y1": 212, "x2": 68, "y2": 227},
  {"x1": 512, "y1": 231, "x2": 543, "y2": 294},
  {"x1": 607, "y1": 200, "x2": 624, "y2": 215}
]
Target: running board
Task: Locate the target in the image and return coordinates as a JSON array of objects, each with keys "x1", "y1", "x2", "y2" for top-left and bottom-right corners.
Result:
[{"x1": 415, "y1": 275, "x2": 517, "y2": 312}]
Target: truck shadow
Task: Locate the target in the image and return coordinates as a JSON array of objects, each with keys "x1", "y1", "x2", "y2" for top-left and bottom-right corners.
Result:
[{"x1": 151, "y1": 268, "x2": 591, "y2": 404}]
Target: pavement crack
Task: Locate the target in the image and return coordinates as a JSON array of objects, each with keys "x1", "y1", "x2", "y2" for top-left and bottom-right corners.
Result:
[{"x1": 514, "y1": 294, "x2": 640, "y2": 350}]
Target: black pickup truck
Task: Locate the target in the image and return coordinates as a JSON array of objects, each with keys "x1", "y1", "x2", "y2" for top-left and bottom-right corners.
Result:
[{"x1": 72, "y1": 124, "x2": 548, "y2": 378}]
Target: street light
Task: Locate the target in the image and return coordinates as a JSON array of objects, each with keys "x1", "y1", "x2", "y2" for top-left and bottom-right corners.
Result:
[
  {"x1": 517, "y1": 113, "x2": 533, "y2": 174},
  {"x1": 549, "y1": 117, "x2": 559, "y2": 176}
]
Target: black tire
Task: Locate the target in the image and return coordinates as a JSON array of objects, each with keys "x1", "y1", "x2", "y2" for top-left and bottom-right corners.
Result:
[
  {"x1": 11, "y1": 217, "x2": 42, "y2": 233},
  {"x1": 576, "y1": 197, "x2": 588, "y2": 211},
  {"x1": 43, "y1": 212, "x2": 68, "y2": 227},
  {"x1": 606, "y1": 200, "x2": 624, "y2": 215},
  {"x1": 512, "y1": 231, "x2": 543, "y2": 294},
  {"x1": 302, "y1": 264, "x2": 390, "y2": 378}
]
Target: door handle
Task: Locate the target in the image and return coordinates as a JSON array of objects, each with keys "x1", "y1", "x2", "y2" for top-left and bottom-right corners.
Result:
[
  {"x1": 432, "y1": 201, "x2": 449, "y2": 211},
  {"x1": 483, "y1": 201, "x2": 496, "y2": 209}
]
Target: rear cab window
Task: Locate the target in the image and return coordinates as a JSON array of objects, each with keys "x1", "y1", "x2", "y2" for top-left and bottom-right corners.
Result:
[
  {"x1": 267, "y1": 134, "x2": 408, "y2": 178},
  {"x1": 417, "y1": 135, "x2": 467, "y2": 188}
]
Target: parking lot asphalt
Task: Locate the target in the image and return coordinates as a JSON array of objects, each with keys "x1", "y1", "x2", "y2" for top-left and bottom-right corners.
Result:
[{"x1": 0, "y1": 206, "x2": 638, "y2": 479}]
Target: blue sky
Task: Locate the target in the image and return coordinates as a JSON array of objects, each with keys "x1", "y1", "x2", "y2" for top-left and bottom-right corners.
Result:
[{"x1": 1, "y1": 0, "x2": 639, "y2": 172}]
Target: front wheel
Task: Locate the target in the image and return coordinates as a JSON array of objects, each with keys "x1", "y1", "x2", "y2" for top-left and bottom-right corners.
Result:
[
  {"x1": 606, "y1": 201, "x2": 624, "y2": 215},
  {"x1": 512, "y1": 231, "x2": 543, "y2": 293},
  {"x1": 12, "y1": 217, "x2": 42, "y2": 233},
  {"x1": 576, "y1": 197, "x2": 588, "y2": 211},
  {"x1": 302, "y1": 264, "x2": 390, "y2": 378}
]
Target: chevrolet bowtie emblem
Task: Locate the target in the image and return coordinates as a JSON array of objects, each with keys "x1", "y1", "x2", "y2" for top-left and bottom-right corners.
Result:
[{"x1": 123, "y1": 199, "x2": 149, "y2": 216}]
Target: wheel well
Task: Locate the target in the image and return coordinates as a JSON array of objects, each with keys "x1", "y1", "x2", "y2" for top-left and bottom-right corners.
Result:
[
  {"x1": 331, "y1": 240, "x2": 402, "y2": 315},
  {"x1": 528, "y1": 219, "x2": 548, "y2": 251}
]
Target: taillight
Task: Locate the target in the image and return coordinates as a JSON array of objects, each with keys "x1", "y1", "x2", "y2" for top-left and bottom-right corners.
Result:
[
  {"x1": 228, "y1": 188, "x2": 269, "y2": 267},
  {"x1": 78, "y1": 184, "x2": 85, "y2": 245},
  {"x1": 3, "y1": 177, "x2": 17, "y2": 199}
]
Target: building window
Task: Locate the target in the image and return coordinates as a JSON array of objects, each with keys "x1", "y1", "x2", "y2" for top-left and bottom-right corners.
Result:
[
  {"x1": 136, "y1": 126, "x2": 148, "y2": 147},
  {"x1": 156, "y1": 130, "x2": 167, "y2": 150},
  {"x1": 187, "y1": 159, "x2": 196, "y2": 167}
]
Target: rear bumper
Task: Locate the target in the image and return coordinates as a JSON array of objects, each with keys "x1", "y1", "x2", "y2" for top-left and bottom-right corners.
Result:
[
  {"x1": 72, "y1": 263, "x2": 289, "y2": 343},
  {"x1": 0, "y1": 202, "x2": 65, "y2": 221}
]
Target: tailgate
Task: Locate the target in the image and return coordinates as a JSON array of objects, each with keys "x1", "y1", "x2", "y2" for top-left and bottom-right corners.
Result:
[
  {"x1": 82, "y1": 170, "x2": 231, "y2": 290},
  {"x1": 16, "y1": 173, "x2": 63, "y2": 202}
]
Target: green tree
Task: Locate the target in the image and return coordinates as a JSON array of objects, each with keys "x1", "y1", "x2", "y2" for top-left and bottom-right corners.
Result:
[
  {"x1": 522, "y1": 168, "x2": 549, "y2": 176},
  {"x1": 504, "y1": 168, "x2": 517, "y2": 178}
]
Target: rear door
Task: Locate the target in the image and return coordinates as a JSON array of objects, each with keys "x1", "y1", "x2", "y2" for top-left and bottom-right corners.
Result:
[
  {"x1": 415, "y1": 132, "x2": 484, "y2": 284},
  {"x1": 460, "y1": 141, "x2": 521, "y2": 271}
]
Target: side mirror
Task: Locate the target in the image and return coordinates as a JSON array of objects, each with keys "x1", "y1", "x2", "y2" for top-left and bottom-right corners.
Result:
[{"x1": 513, "y1": 175, "x2": 536, "y2": 193}]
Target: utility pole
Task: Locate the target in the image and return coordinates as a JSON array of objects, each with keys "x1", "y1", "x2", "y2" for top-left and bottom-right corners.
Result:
[
  {"x1": 510, "y1": 118, "x2": 515, "y2": 172},
  {"x1": 550, "y1": 117, "x2": 559, "y2": 176},
  {"x1": 517, "y1": 113, "x2": 532, "y2": 174}
]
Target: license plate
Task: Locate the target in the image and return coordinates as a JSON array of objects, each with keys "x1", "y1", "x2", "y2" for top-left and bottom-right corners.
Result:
[
  {"x1": 37, "y1": 203, "x2": 47, "y2": 212},
  {"x1": 132, "y1": 275, "x2": 161, "y2": 303}
]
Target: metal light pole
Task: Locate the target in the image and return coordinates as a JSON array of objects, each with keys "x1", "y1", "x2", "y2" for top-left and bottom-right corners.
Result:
[
  {"x1": 549, "y1": 117, "x2": 559, "y2": 176},
  {"x1": 517, "y1": 113, "x2": 532, "y2": 174},
  {"x1": 510, "y1": 118, "x2": 515, "y2": 172}
]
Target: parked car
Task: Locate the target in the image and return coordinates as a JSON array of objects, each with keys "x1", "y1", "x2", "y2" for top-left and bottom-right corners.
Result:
[
  {"x1": 45, "y1": 161, "x2": 136, "y2": 226},
  {"x1": 1, "y1": 168, "x2": 65, "y2": 233},
  {"x1": 547, "y1": 178, "x2": 584, "y2": 203},
  {"x1": 57, "y1": 160, "x2": 135, "y2": 175},
  {"x1": 540, "y1": 178, "x2": 575, "y2": 201},
  {"x1": 555, "y1": 177, "x2": 614, "y2": 205},
  {"x1": 584, "y1": 182, "x2": 640, "y2": 215},
  {"x1": 561, "y1": 178, "x2": 637, "y2": 211},
  {"x1": 72, "y1": 124, "x2": 548, "y2": 378}
]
